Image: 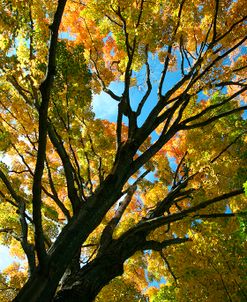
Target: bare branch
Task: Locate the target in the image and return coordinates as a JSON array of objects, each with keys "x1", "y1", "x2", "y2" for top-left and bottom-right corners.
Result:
[
  {"x1": 179, "y1": 37, "x2": 185, "y2": 76},
  {"x1": 65, "y1": 128, "x2": 87, "y2": 202},
  {"x1": 11, "y1": 143, "x2": 34, "y2": 176},
  {"x1": 79, "y1": 137, "x2": 93, "y2": 194},
  {"x1": 0, "y1": 180, "x2": 35, "y2": 275},
  {"x1": 87, "y1": 131, "x2": 104, "y2": 185},
  {"x1": 182, "y1": 47, "x2": 192, "y2": 69},
  {"x1": 139, "y1": 58, "x2": 201, "y2": 142},
  {"x1": 105, "y1": 13, "x2": 122, "y2": 27},
  {"x1": 146, "y1": 173, "x2": 196, "y2": 220},
  {"x1": 131, "y1": 94, "x2": 191, "y2": 176},
  {"x1": 7, "y1": 76, "x2": 33, "y2": 105},
  {"x1": 111, "y1": 7, "x2": 138, "y2": 138},
  {"x1": 233, "y1": 64, "x2": 247, "y2": 73},
  {"x1": 135, "y1": 0, "x2": 145, "y2": 28},
  {"x1": 210, "y1": 262, "x2": 233, "y2": 302},
  {"x1": 0, "y1": 191, "x2": 52, "y2": 250},
  {"x1": 214, "y1": 80, "x2": 247, "y2": 88}
]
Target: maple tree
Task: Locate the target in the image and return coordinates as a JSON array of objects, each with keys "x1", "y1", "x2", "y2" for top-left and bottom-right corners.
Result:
[{"x1": 0, "y1": 0, "x2": 247, "y2": 301}]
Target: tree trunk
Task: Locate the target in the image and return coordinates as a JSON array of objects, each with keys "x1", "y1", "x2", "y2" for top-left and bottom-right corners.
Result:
[
  {"x1": 53, "y1": 255, "x2": 124, "y2": 302},
  {"x1": 53, "y1": 231, "x2": 146, "y2": 302},
  {"x1": 13, "y1": 270, "x2": 59, "y2": 302},
  {"x1": 13, "y1": 144, "x2": 136, "y2": 302}
]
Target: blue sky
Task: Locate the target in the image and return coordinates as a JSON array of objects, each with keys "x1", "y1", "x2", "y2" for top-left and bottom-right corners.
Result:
[
  {"x1": 0, "y1": 246, "x2": 17, "y2": 271},
  {"x1": 92, "y1": 53, "x2": 181, "y2": 125}
]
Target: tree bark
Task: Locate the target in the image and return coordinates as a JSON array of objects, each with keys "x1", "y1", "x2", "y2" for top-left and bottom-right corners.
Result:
[
  {"x1": 53, "y1": 254, "x2": 125, "y2": 302},
  {"x1": 13, "y1": 143, "x2": 136, "y2": 302},
  {"x1": 53, "y1": 227, "x2": 148, "y2": 301}
]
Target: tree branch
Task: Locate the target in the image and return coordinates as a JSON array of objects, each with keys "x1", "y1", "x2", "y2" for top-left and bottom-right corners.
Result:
[
  {"x1": 141, "y1": 237, "x2": 190, "y2": 251},
  {"x1": 136, "y1": 45, "x2": 152, "y2": 117},
  {"x1": 160, "y1": 251, "x2": 178, "y2": 284},
  {"x1": 0, "y1": 228, "x2": 20, "y2": 241},
  {"x1": 191, "y1": 35, "x2": 247, "y2": 88},
  {"x1": 32, "y1": 0, "x2": 67, "y2": 269},
  {"x1": 45, "y1": 160, "x2": 71, "y2": 220},
  {"x1": 182, "y1": 105, "x2": 247, "y2": 130},
  {"x1": 214, "y1": 15, "x2": 247, "y2": 45},
  {"x1": 158, "y1": 0, "x2": 186, "y2": 97},
  {"x1": 18, "y1": 201, "x2": 36, "y2": 276},
  {"x1": 172, "y1": 151, "x2": 188, "y2": 188},
  {"x1": 181, "y1": 86, "x2": 247, "y2": 126},
  {"x1": 210, "y1": 132, "x2": 245, "y2": 163},
  {"x1": 194, "y1": 212, "x2": 245, "y2": 219},
  {"x1": 48, "y1": 123, "x2": 82, "y2": 213},
  {"x1": 99, "y1": 185, "x2": 137, "y2": 252},
  {"x1": 212, "y1": 0, "x2": 220, "y2": 42},
  {"x1": 132, "y1": 188, "x2": 244, "y2": 234},
  {"x1": 0, "y1": 169, "x2": 28, "y2": 205}
]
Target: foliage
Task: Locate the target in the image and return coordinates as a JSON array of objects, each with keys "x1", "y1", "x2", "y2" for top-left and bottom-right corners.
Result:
[
  {"x1": 95, "y1": 277, "x2": 147, "y2": 302},
  {"x1": 0, "y1": 0, "x2": 247, "y2": 301}
]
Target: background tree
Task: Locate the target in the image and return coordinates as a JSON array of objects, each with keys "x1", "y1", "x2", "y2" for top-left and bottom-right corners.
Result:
[{"x1": 0, "y1": 0, "x2": 247, "y2": 301}]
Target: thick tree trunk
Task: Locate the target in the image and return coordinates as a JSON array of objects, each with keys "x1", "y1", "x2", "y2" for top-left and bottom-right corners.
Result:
[
  {"x1": 53, "y1": 231, "x2": 146, "y2": 302},
  {"x1": 53, "y1": 255, "x2": 124, "y2": 302},
  {"x1": 13, "y1": 271, "x2": 59, "y2": 302},
  {"x1": 13, "y1": 143, "x2": 137, "y2": 302},
  {"x1": 13, "y1": 185, "x2": 119, "y2": 302}
]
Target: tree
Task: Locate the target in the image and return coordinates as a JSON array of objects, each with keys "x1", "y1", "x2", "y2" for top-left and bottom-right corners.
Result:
[{"x1": 0, "y1": 0, "x2": 247, "y2": 301}]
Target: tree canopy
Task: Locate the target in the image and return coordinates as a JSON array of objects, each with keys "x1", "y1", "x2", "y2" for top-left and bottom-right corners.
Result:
[{"x1": 0, "y1": 0, "x2": 247, "y2": 301}]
